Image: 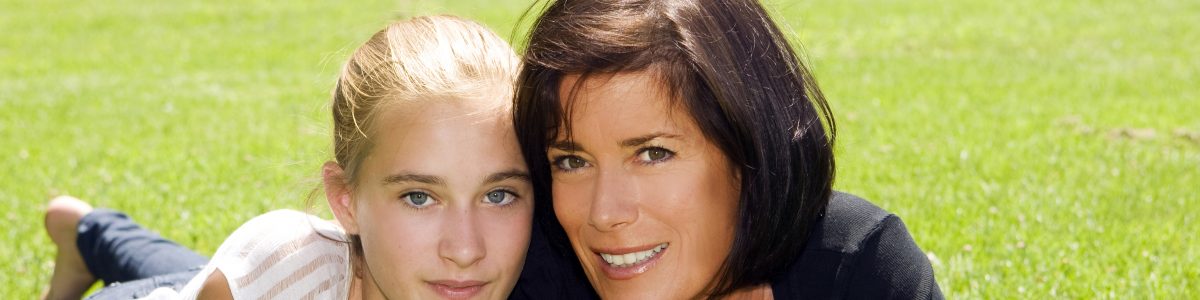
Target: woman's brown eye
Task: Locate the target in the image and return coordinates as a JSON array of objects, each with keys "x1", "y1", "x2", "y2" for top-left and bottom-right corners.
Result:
[
  {"x1": 638, "y1": 147, "x2": 674, "y2": 163},
  {"x1": 648, "y1": 149, "x2": 666, "y2": 160},
  {"x1": 568, "y1": 157, "x2": 586, "y2": 169},
  {"x1": 553, "y1": 156, "x2": 589, "y2": 171}
]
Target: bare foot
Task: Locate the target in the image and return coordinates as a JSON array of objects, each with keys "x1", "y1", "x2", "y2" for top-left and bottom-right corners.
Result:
[{"x1": 42, "y1": 196, "x2": 97, "y2": 300}]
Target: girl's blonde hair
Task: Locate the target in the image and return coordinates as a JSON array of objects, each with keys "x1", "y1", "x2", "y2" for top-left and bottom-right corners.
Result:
[
  {"x1": 332, "y1": 15, "x2": 519, "y2": 183},
  {"x1": 324, "y1": 15, "x2": 518, "y2": 274}
]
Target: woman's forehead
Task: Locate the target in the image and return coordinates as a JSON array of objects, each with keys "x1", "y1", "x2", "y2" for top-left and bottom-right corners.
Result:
[{"x1": 551, "y1": 72, "x2": 704, "y2": 149}]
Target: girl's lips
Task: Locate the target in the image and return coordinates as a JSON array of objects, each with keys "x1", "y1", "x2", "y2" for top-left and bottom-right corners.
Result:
[
  {"x1": 592, "y1": 243, "x2": 668, "y2": 280},
  {"x1": 427, "y1": 280, "x2": 487, "y2": 299}
]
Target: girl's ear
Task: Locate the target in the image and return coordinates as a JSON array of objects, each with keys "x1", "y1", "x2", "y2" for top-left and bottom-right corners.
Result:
[{"x1": 322, "y1": 161, "x2": 359, "y2": 234}]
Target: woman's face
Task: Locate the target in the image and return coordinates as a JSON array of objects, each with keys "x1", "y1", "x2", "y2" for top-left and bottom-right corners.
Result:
[
  {"x1": 547, "y1": 72, "x2": 742, "y2": 299},
  {"x1": 347, "y1": 100, "x2": 533, "y2": 300}
]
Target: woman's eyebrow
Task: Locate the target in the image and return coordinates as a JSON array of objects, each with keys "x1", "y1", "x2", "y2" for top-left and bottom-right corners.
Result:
[
  {"x1": 382, "y1": 173, "x2": 444, "y2": 185},
  {"x1": 549, "y1": 140, "x2": 583, "y2": 152},
  {"x1": 620, "y1": 132, "x2": 680, "y2": 148},
  {"x1": 484, "y1": 169, "x2": 532, "y2": 184}
]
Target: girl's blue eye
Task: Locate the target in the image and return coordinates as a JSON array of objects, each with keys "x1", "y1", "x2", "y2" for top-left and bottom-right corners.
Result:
[
  {"x1": 401, "y1": 192, "x2": 434, "y2": 208},
  {"x1": 636, "y1": 147, "x2": 675, "y2": 164},
  {"x1": 484, "y1": 190, "x2": 517, "y2": 205},
  {"x1": 553, "y1": 155, "x2": 589, "y2": 171}
]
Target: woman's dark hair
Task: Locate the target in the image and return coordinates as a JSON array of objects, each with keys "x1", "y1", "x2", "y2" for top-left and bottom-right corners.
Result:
[{"x1": 513, "y1": 0, "x2": 836, "y2": 297}]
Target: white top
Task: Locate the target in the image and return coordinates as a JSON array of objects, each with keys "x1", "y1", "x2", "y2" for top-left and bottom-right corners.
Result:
[{"x1": 141, "y1": 209, "x2": 352, "y2": 300}]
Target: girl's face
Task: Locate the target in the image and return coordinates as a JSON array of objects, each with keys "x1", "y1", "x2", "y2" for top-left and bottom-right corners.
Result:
[
  {"x1": 338, "y1": 100, "x2": 533, "y2": 300},
  {"x1": 546, "y1": 72, "x2": 742, "y2": 299}
]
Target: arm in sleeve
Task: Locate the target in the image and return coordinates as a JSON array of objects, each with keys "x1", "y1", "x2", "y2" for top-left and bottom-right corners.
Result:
[{"x1": 845, "y1": 215, "x2": 944, "y2": 300}]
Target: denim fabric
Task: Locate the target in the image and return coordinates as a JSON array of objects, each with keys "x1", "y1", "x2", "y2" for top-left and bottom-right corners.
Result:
[
  {"x1": 84, "y1": 269, "x2": 200, "y2": 300},
  {"x1": 75, "y1": 209, "x2": 209, "y2": 298}
]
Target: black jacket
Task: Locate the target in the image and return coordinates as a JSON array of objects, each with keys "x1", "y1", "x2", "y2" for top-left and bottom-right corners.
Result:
[{"x1": 511, "y1": 192, "x2": 943, "y2": 299}]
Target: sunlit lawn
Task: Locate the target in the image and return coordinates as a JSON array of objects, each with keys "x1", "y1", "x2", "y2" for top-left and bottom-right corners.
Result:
[{"x1": 2, "y1": 0, "x2": 1196, "y2": 298}]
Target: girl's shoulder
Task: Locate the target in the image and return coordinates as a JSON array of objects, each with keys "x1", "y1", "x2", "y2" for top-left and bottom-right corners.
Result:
[
  {"x1": 176, "y1": 209, "x2": 352, "y2": 300},
  {"x1": 217, "y1": 209, "x2": 349, "y2": 262},
  {"x1": 235, "y1": 209, "x2": 346, "y2": 241}
]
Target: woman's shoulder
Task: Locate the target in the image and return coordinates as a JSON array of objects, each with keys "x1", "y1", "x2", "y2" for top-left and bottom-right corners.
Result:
[
  {"x1": 772, "y1": 191, "x2": 943, "y2": 299},
  {"x1": 807, "y1": 192, "x2": 896, "y2": 252}
]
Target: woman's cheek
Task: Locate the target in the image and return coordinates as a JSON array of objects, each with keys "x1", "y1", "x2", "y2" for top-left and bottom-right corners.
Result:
[{"x1": 552, "y1": 185, "x2": 588, "y2": 231}]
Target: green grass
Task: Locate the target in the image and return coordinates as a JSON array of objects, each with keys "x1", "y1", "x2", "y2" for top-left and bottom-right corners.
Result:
[{"x1": 2, "y1": 0, "x2": 1196, "y2": 298}]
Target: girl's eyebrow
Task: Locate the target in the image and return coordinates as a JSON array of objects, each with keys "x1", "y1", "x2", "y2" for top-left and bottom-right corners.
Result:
[
  {"x1": 382, "y1": 173, "x2": 444, "y2": 185},
  {"x1": 484, "y1": 169, "x2": 532, "y2": 184},
  {"x1": 382, "y1": 170, "x2": 530, "y2": 186}
]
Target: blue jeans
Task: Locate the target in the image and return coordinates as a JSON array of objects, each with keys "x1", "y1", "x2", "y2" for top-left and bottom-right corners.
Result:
[{"x1": 77, "y1": 209, "x2": 207, "y2": 299}]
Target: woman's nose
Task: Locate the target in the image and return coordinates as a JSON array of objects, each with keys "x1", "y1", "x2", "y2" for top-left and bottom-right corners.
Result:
[{"x1": 587, "y1": 167, "x2": 639, "y2": 232}]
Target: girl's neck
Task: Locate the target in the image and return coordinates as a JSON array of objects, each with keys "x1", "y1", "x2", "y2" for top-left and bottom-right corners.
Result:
[
  {"x1": 348, "y1": 275, "x2": 362, "y2": 300},
  {"x1": 349, "y1": 266, "x2": 384, "y2": 300}
]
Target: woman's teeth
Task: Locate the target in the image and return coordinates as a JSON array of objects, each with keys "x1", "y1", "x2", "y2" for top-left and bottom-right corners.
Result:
[{"x1": 600, "y1": 243, "x2": 667, "y2": 267}]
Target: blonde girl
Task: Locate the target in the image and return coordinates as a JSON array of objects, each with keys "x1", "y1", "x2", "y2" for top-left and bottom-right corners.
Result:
[{"x1": 43, "y1": 15, "x2": 531, "y2": 300}]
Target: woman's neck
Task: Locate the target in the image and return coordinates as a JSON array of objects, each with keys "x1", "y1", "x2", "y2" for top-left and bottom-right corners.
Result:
[{"x1": 720, "y1": 284, "x2": 774, "y2": 300}]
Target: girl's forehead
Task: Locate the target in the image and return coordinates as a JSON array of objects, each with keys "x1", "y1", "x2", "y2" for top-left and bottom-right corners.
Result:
[
  {"x1": 379, "y1": 96, "x2": 510, "y2": 125},
  {"x1": 372, "y1": 97, "x2": 517, "y2": 141}
]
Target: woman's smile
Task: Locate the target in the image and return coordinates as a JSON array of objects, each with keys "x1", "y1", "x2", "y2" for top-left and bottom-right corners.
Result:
[{"x1": 593, "y1": 243, "x2": 669, "y2": 279}]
